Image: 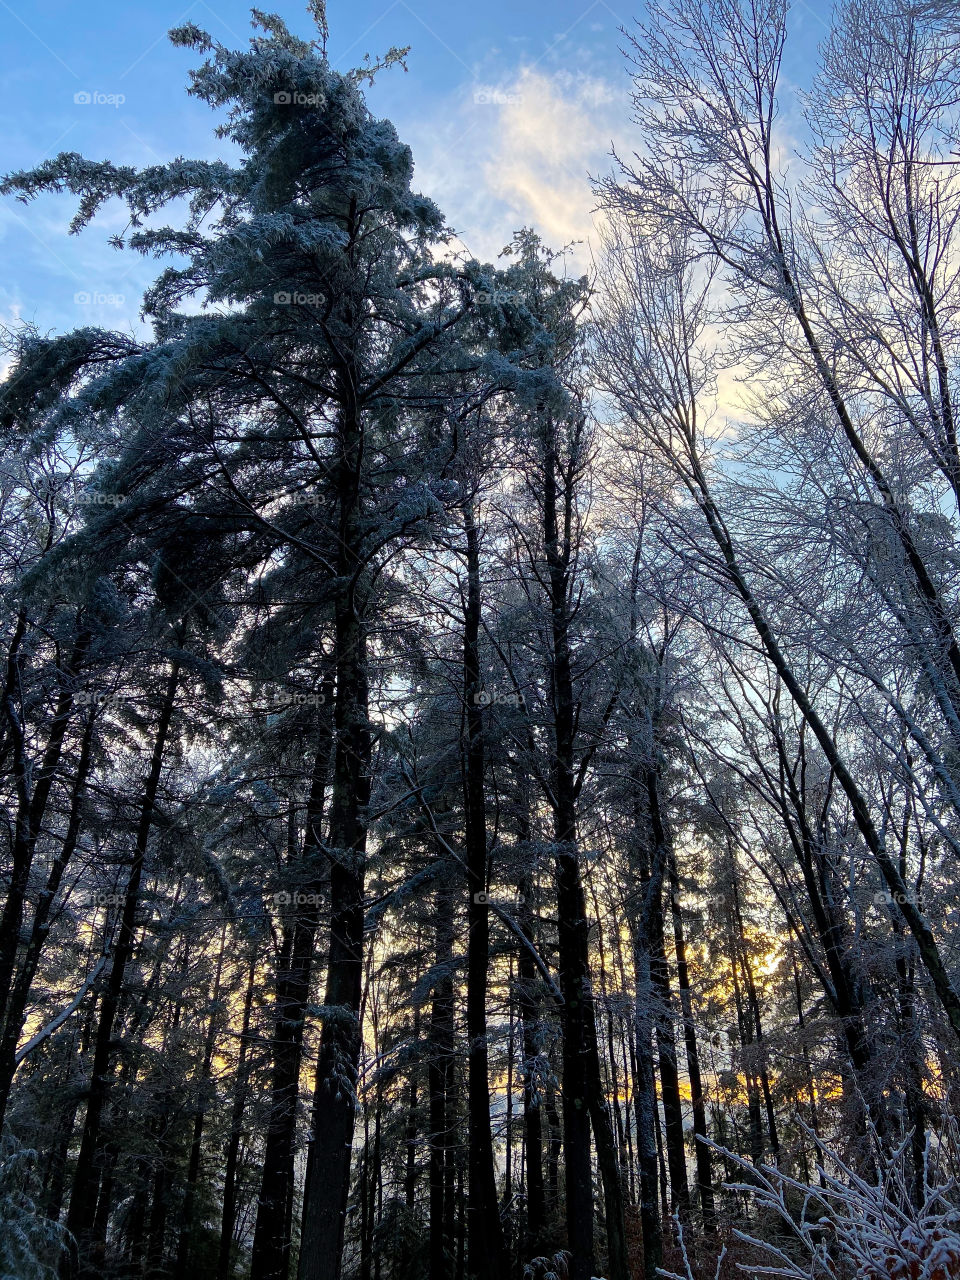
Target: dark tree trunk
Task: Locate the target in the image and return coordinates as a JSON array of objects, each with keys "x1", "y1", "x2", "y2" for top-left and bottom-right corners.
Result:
[
  {"x1": 646, "y1": 774, "x2": 689, "y2": 1220},
  {"x1": 768, "y1": 726, "x2": 884, "y2": 1120},
  {"x1": 553, "y1": 756, "x2": 595, "y2": 1278},
  {"x1": 174, "y1": 928, "x2": 228, "y2": 1279},
  {"x1": 729, "y1": 943, "x2": 764, "y2": 1166},
  {"x1": 667, "y1": 848, "x2": 714, "y2": 1231},
  {"x1": 540, "y1": 417, "x2": 627, "y2": 1280},
  {"x1": 252, "y1": 717, "x2": 333, "y2": 1280},
  {"x1": 297, "y1": 675, "x2": 368, "y2": 1280},
  {"x1": 45, "y1": 986, "x2": 99, "y2": 1224},
  {"x1": 629, "y1": 757, "x2": 662, "y2": 1280},
  {"x1": 0, "y1": 708, "x2": 95, "y2": 1124},
  {"x1": 429, "y1": 880, "x2": 456, "y2": 1280},
  {"x1": 516, "y1": 868, "x2": 545, "y2": 1256},
  {"x1": 298, "y1": 332, "x2": 372, "y2": 1280},
  {"x1": 892, "y1": 815, "x2": 927, "y2": 1205},
  {"x1": 218, "y1": 948, "x2": 259, "y2": 1280},
  {"x1": 730, "y1": 869, "x2": 779, "y2": 1160},
  {"x1": 791, "y1": 953, "x2": 826, "y2": 1189},
  {"x1": 404, "y1": 1010, "x2": 420, "y2": 1213},
  {"x1": 631, "y1": 992, "x2": 660, "y2": 1280},
  {"x1": 0, "y1": 626, "x2": 90, "y2": 1130},
  {"x1": 462, "y1": 502, "x2": 507, "y2": 1280},
  {"x1": 545, "y1": 1091, "x2": 561, "y2": 1219},
  {"x1": 64, "y1": 654, "x2": 180, "y2": 1275}
]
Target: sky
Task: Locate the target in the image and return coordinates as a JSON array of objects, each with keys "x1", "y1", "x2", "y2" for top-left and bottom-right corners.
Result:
[{"x1": 0, "y1": 0, "x2": 831, "y2": 344}]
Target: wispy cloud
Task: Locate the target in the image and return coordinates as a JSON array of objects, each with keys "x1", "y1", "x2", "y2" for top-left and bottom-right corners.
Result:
[{"x1": 410, "y1": 65, "x2": 627, "y2": 271}]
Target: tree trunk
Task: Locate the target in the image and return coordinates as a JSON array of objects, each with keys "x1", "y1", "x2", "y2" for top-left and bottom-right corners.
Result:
[
  {"x1": 218, "y1": 948, "x2": 259, "y2": 1280},
  {"x1": 429, "y1": 880, "x2": 456, "y2": 1280},
  {"x1": 0, "y1": 626, "x2": 90, "y2": 1113},
  {"x1": 462, "y1": 502, "x2": 507, "y2": 1280},
  {"x1": 0, "y1": 707, "x2": 95, "y2": 1125},
  {"x1": 516, "y1": 867, "x2": 546, "y2": 1256},
  {"x1": 667, "y1": 847, "x2": 714, "y2": 1230},
  {"x1": 298, "y1": 336, "x2": 372, "y2": 1280},
  {"x1": 541, "y1": 418, "x2": 627, "y2": 1280},
  {"x1": 64, "y1": 654, "x2": 180, "y2": 1275},
  {"x1": 174, "y1": 927, "x2": 228, "y2": 1279},
  {"x1": 252, "y1": 718, "x2": 333, "y2": 1280},
  {"x1": 646, "y1": 773, "x2": 690, "y2": 1219}
]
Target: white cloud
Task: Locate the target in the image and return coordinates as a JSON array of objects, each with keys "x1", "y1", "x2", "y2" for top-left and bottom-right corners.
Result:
[{"x1": 409, "y1": 66, "x2": 627, "y2": 271}]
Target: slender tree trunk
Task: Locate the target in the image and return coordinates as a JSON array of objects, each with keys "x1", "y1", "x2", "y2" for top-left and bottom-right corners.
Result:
[
  {"x1": 667, "y1": 847, "x2": 714, "y2": 1230},
  {"x1": 252, "y1": 717, "x2": 333, "y2": 1280},
  {"x1": 791, "y1": 953, "x2": 826, "y2": 1190},
  {"x1": 630, "y1": 759, "x2": 662, "y2": 1280},
  {"x1": 0, "y1": 626, "x2": 90, "y2": 1104},
  {"x1": 646, "y1": 774, "x2": 689, "y2": 1219},
  {"x1": 893, "y1": 912, "x2": 927, "y2": 1204},
  {"x1": 730, "y1": 869, "x2": 779, "y2": 1160},
  {"x1": 768, "y1": 726, "x2": 884, "y2": 1117},
  {"x1": 542, "y1": 420, "x2": 627, "y2": 1280},
  {"x1": 147, "y1": 1097, "x2": 174, "y2": 1269},
  {"x1": 429, "y1": 880, "x2": 456, "y2": 1280},
  {"x1": 298, "y1": 338, "x2": 372, "y2": 1280},
  {"x1": 218, "y1": 949, "x2": 259, "y2": 1280},
  {"x1": 631, "y1": 995, "x2": 660, "y2": 1280},
  {"x1": 462, "y1": 502, "x2": 507, "y2": 1280},
  {"x1": 516, "y1": 868, "x2": 545, "y2": 1256},
  {"x1": 729, "y1": 944, "x2": 764, "y2": 1166},
  {"x1": 175, "y1": 927, "x2": 228, "y2": 1279},
  {"x1": 680, "y1": 447, "x2": 960, "y2": 1040},
  {"x1": 0, "y1": 708, "x2": 95, "y2": 1125},
  {"x1": 64, "y1": 654, "x2": 180, "y2": 1275},
  {"x1": 545, "y1": 1091, "x2": 561, "y2": 1220},
  {"x1": 404, "y1": 1010, "x2": 420, "y2": 1213},
  {"x1": 554, "y1": 818, "x2": 595, "y2": 1279},
  {"x1": 46, "y1": 983, "x2": 99, "y2": 1224},
  {"x1": 359, "y1": 1098, "x2": 375, "y2": 1280}
]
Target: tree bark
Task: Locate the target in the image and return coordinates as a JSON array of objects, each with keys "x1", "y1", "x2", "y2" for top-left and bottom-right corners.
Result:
[
  {"x1": 298, "y1": 320, "x2": 372, "y2": 1280},
  {"x1": 667, "y1": 847, "x2": 714, "y2": 1229},
  {"x1": 540, "y1": 418, "x2": 628, "y2": 1280},
  {"x1": 0, "y1": 625, "x2": 90, "y2": 1109},
  {"x1": 218, "y1": 948, "x2": 259, "y2": 1280},
  {"x1": 174, "y1": 927, "x2": 228, "y2": 1279},
  {"x1": 64, "y1": 653, "x2": 180, "y2": 1275},
  {"x1": 0, "y1": 707, "x2": 95, "y2": 1125},
  {"x1": 252, "y1": 716, "x2": 333, "y2": 1280},
  {"x1": 429, "y1": 879, "x2": 456, "y2": 1280},
  {"x1": 462, "y1": 501, "x2": 507, "y2": 1280}
]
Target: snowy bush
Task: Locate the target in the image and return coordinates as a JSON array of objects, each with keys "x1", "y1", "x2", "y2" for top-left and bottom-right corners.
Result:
[
  {"x1": 659, "y1": 1127, "x2": 960, "y2": 1280},
  {"x1": 0, "y1": 1138, "x2": 69, "y2": 1280}
]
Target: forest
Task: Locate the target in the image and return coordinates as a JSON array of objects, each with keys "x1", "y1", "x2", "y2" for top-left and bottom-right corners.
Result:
[{"x1": 2, "y1": 0, "x2": 960, "y2": 1277}]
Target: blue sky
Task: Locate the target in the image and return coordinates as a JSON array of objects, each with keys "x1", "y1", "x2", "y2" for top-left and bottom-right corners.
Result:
[{"x1": 0, "y1": 0, "x2": 830, "y2": 344}]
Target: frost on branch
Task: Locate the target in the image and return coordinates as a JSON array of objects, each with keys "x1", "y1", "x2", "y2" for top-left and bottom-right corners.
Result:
[
  {"x1": 0, "y1": 1139, "x2": 69, "y2": 1279},
  {"x1": 660, "y1": 1126, "x2": 960, "y2": 1280}
]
